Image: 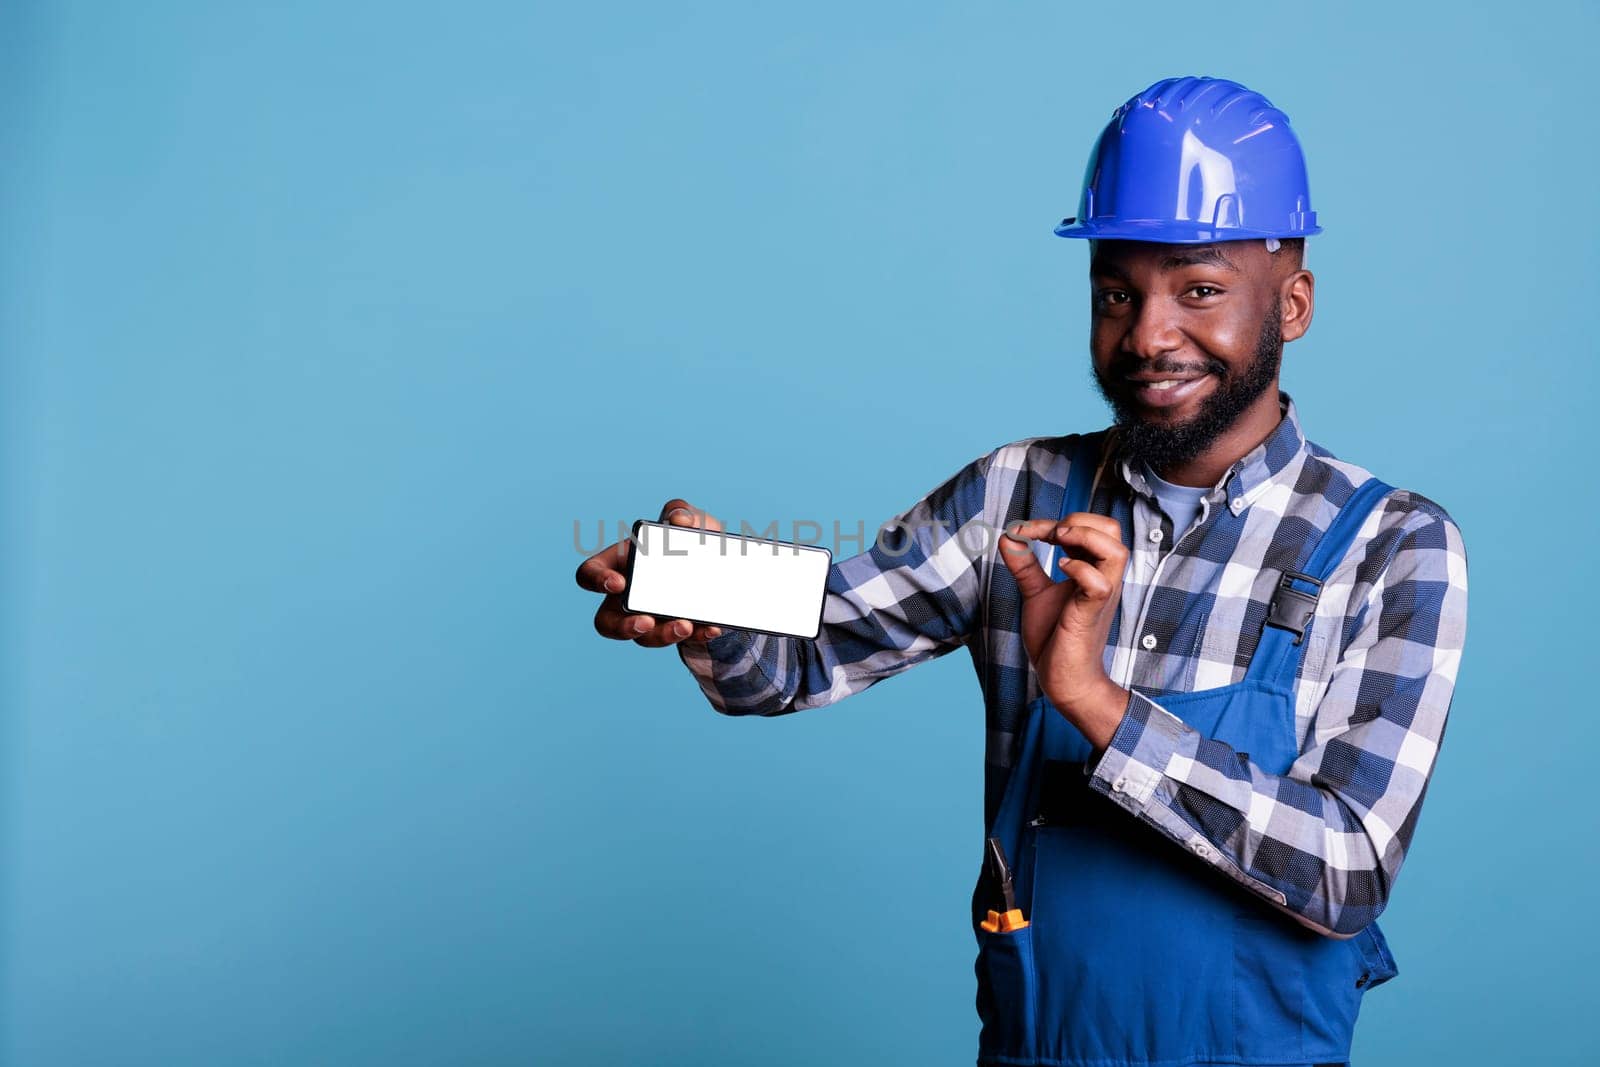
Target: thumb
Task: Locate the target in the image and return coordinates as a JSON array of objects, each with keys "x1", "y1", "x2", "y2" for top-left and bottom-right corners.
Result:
[
  {"x1": 660, "y1": 499, "x2": 724, "y2": 533},
  {"x1": 999, "y1": 518, "x2": 1067, "y2": 599}
]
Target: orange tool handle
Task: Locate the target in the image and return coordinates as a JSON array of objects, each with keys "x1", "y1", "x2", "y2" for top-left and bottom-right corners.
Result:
[{"x1": 979, "y1": 908, "x2": 1029, "y2": 933}]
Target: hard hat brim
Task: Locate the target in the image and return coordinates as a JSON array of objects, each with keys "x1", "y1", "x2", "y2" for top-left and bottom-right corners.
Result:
[{"x1": 1055, "y1": 218, "x2": 1322, "y2": 243}]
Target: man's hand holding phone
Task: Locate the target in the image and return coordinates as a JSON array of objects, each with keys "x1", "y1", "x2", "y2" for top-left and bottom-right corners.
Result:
[{"x1": 577, "y1": 499, "x2": 728, "y2": 648}]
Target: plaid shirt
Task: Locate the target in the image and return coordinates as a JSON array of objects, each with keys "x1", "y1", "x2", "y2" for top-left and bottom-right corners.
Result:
[{"x1": 677, "y1": 391, "x2": 1469, "y2": 938}]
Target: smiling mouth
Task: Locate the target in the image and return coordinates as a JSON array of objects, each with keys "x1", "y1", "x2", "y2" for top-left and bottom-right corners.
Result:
[{"x1": 1125, "y1": 374, "x2": 1213, "y2": 409}]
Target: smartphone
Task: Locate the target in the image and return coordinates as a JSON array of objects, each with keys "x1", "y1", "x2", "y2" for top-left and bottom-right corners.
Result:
[{"x1": 621, "y1": 520, "x2": 831, "y2": 640}]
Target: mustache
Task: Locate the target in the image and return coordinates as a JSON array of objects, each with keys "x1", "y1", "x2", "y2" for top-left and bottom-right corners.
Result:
[{"x1": 1106, "y1": 357, "x2": 1227, "y2": 380}]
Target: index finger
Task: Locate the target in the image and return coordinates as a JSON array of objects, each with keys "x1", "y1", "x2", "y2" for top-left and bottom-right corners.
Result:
[
  {"x1": 998, "y1": 518, "x2": 1064, "y2": 555},
  {"x1": 1060, "y1": 511, "x2": 1123, "y2": 541}
]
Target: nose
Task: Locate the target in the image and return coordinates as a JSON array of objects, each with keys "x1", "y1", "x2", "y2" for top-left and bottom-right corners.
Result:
[{"x1": 1123, "y1": 296, "x2": 1183, "y2": 361}]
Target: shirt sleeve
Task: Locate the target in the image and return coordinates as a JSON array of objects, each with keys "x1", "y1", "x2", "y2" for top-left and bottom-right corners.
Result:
[
  {"x1": 676, "y1": 446, "x2": 999, "y2": 717},
  {"x1": 1083, "y1": 502, "x2": 1469, "y2": 938}
]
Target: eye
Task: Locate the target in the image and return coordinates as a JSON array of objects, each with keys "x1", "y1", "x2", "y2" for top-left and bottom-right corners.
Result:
[
  {"x1": 1185, "y1": 285, "x2": 1223, "y2": 299},
  {"x1": 1094, "y1": 289, "x2": 1130, "y2": 309}
]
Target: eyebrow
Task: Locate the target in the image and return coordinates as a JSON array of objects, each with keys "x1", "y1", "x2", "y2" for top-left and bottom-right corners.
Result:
[
  {"x1": 1090, "y1": 246, "x2": 1238, "y2": 278},
  {"x1": 1158, "y1": 246, "x2": 1237, "y2": 271}
]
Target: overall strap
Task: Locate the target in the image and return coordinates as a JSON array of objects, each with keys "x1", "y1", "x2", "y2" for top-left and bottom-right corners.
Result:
[
  {"x1": 1059, "y1": 430, "x2": 1107, "y2": 520},
  {"x1": 986, "y1": 431, "x2": 1108, "y2": 851},
  {"x1": 1044, "y1": 429, "x2": 1110, "y2": 585},
  {"x1": 1250, "y1": 476, "x2": 1395, "y2": 690}
]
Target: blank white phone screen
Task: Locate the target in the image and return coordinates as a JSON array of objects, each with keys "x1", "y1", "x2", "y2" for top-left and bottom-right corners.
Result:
[{"x1": 625, "y1": 521, "x2": 831, "y2": 639}]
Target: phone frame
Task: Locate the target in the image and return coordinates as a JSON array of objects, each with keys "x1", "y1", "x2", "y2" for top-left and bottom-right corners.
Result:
[{"x1": 620, "y1": 519, "x2": 832, "y2": 641}]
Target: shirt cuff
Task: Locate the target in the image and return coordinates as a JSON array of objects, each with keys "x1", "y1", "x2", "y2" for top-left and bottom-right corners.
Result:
[
  {"x1": 699, "y1": 628, "x2": 755, "y2": 663},
  {"x1": 676, "y1": 628, "x2": 755, "y2": 675},
  {"x1": 1085, "y1": 689, "x2": 1190, "y2": 814}
]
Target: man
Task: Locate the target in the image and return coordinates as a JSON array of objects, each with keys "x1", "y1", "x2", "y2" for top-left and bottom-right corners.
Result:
[{"x1": 575, "y1": 76, "x2": 1468, "y2": 1067}]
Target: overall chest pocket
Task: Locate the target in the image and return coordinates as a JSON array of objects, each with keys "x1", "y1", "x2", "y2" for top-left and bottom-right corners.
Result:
[{"x1": 1157, "y1": 677, "x2": 1303, "y2": 777}]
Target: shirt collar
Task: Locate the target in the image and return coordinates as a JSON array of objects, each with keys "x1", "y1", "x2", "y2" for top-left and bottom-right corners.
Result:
[{"x1": 1109, "y1": 390, "x2": 1308, "y2": 514}]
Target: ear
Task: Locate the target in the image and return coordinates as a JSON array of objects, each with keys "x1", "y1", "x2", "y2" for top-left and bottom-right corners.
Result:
[{"x1": 1280, "y1": 268, "x2": 1315, "y2": 342}]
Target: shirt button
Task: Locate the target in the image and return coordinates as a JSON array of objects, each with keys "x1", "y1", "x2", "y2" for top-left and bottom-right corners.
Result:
[
  {"x1": 1112, "y1": 776, "x2": 1127, "y2": 793},
  {"x1": 1141, "y1": 633, "x2": 1158, "y2": 650},
  {"x1": 1148, "y1": 528, "x2": 1163, "y2": 543},
  {"x1": 1191, "y1": 841, "x2": 1212, "y2": 859},
  {"x1": 1230, "y1": 496, "x2": 1245, "y2": 512}
]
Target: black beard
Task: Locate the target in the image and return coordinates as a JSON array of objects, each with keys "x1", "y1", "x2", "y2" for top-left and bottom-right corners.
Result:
[{"x1": 1094, "y1": 302, "x2": 1283, "y2": 477}]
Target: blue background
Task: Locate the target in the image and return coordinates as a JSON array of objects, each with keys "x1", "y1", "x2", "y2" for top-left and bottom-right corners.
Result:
[{"x1": 2, "y1": 2, "x2": 1592, "y2": 1064}]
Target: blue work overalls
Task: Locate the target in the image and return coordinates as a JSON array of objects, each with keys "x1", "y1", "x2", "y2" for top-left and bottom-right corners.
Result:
[{"x1": 974, "y1": 431, "x2": 1400, "y2": 1067}]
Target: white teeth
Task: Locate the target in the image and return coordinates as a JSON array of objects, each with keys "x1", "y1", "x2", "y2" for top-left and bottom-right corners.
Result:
[{"x1": 1145, "y1": 379, "x2": 1185, "y2": 390}]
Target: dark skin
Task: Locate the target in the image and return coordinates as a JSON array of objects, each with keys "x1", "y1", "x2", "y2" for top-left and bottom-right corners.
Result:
[
  {"x1": 1089, "y1": 238, "x2": 1314, "y2": 486},
  {"x1": 998, "y1": 239, "x2": 1315, "y2": 752},
  {"x1": 578, "y1": 240, "x2": 1316, "y2": 758},
  {"x1": 576, "y1": 500, "x2": 728, "y2": 648}
]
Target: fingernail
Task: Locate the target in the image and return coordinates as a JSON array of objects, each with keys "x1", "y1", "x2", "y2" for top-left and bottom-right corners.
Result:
[
  {"x1": 604, "y1": 576, "x2": 623, "y2": 592},
  {"x1": 674, "y1": 620, "x2": 692, "y2": 637},
  {"x1": 706, "y1": 626, "x2": 723, "y2": 639},
  {"x1": 632, "y1": 618, "x2": 649, "y2": 634}
]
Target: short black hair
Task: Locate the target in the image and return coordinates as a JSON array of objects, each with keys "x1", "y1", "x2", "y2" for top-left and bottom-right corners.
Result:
[
  {"x1": 1275, "y1": 237, "x2": 1305, "y2": 266},
  {"x1": 1086, "y1": 237, "x2": 1306, "y2": 265}
]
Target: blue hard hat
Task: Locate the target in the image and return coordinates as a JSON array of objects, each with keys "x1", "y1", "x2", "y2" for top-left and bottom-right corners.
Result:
[{"x1": 1055, "y1": 76, "x2": 1321, "y2": 244}]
